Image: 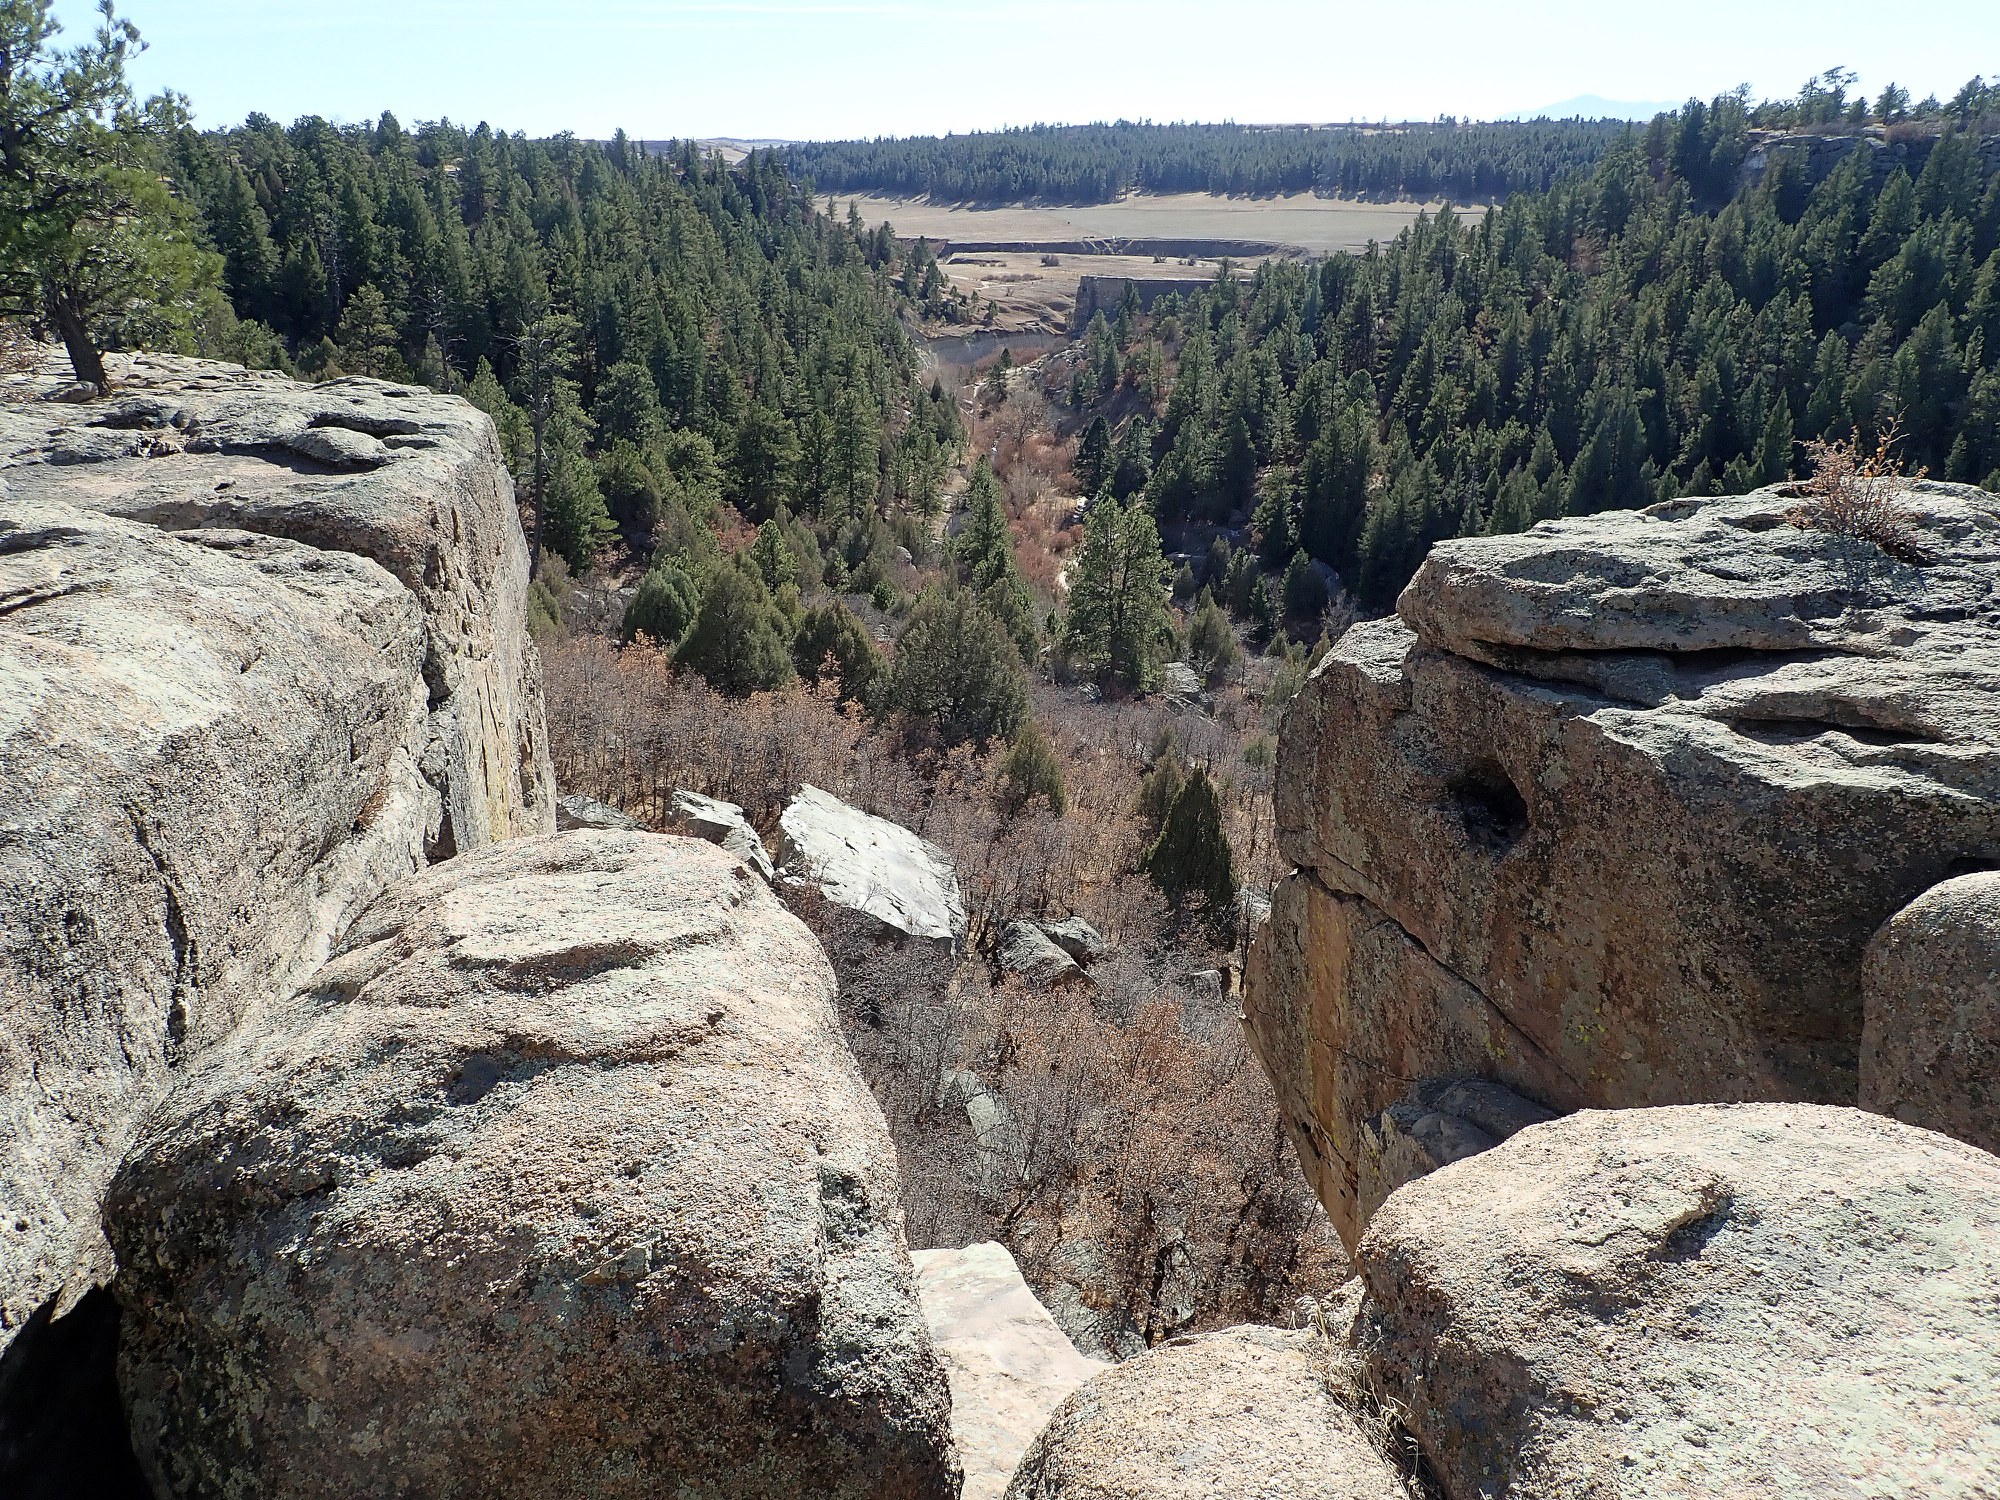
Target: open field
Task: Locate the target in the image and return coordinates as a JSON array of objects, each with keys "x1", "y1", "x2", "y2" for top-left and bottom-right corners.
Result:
[
  {"x1": 847, "y1": 192, "x2": 1444, "y2": 256},
  {"x1": 932, "y1": 250, "x2": 1259, "y2": 336}
]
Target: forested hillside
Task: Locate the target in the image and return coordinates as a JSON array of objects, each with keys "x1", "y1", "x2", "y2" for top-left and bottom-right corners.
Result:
[
  {"x1": 171, "y1": 118, "x2": 952, "y2": 574},
  {"x1": 787, "y1": 119, "x2": 1632, "y2": 205},
  {"x1": 1066, "y1": 90, "x2": 2000, "y2": 607}
]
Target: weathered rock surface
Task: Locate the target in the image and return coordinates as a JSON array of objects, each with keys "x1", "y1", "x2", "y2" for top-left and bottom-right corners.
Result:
[
  {"x1": 1861, "y1": 870, "x2": 2000, "y2": 1153},
  {"x1": 1004, "y1": 1322, "x2": 1405, "y2": 1500},
  {"x1": 104, "y1": 831, "x2": 958, "y2": 1500},
  {"x1": 0, "y1": 352, "x2": 552, "y2": 1363},
  {"x1": 1355, "y1": 1076, "x2": 1555, "y2": 1231},
  {"x1": 912, "y1": 1242, "x2": 1106, "y2": 1500},
  {"x1": 671, "y1": 786, "x2": 776, "y2": 881},
  {"x1": 1036, "y1": 917, "x2": 1109, "y2": 965},
  {"x1": 555, "y1": 791, "x2": 641, "y2": 832},
  {"x1": 780, "y1": 783, "x2": 967, "y2": 944},
  {"x1": 999, "y1": 921, "x2": 1091, "y2": 989},
  {"x1": 1246, "y1": 482, "x2": 2000, "y2": 1245},
  {"x1": 1352, "y1": 1104, "x2": 2000, "y2": 1499}
]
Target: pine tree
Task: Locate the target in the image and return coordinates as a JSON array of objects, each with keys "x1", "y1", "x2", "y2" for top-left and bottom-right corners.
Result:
[
  {"x1": 1142, "y1": 765, "x2": 1238, "y2": 935},
  {"x1": 541, "y1": 397, "x2": 615, "y2": 574},
  {"x1": 0, "y1": 2, "x2": 216, "y2": 386},
  {"x1": 999, "y1": 717, "x2": 1067, "y2": 816},
  {"x1": 675, "y1": 557, "x2": 796, "y2": 696},
  {"x1": 335, "y1": 283, "x2": 399, "y2": 376},
  {"x1": 952, "y1": 458, "x2": 1038, "y2": 656},
  {"x1": 886, "y1": 587, "x2": 1029, "y2": 747},
  {"x1": 793, "y1": 602, "x2": 884, "y2": 706},
  {"x1": 1075, "y1": 416, "x2": 1111, "y2": 495},
  {"x1": 1062, "y1": 493, "x2": 1173, "y2": 693},
  {"x1": 1184, "y1": 589, "x2": 1239, "y2": 685},
  {"x1": 622, "y1": 560, "x2": 700, "y2": 645}
]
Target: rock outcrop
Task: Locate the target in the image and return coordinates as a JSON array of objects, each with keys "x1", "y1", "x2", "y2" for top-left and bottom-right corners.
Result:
[
  {"x1": 999, "y1": 921, "x2": 1091, "y2": 989},
  {"x1": 671, "y1": 786, "x2": 777, "y2": 881},
  {"x1": 1004, "y1": 1322, "x2": 1405, "y2": 1500},
  {"x1": 555, "y1": 791, "x2": 642, "y2": 832},
  {"x1": 912, "y1": 1242, "x2": 1105, "y2": 1500},
  {"x1": 1351, "y1": 1104, "x2": 2000, "y2": 1499},
  {"x1": 0, "y1": 353, "x2": 552, "y2": 1370},
  {"x1": 105, "y1": 831, "x2": 959, "y2": 1500},
  {"x1": 1861, "y1": 870, "x2": 2000, "y2": 1152},
  {"x1": 1246, "y1": 482, "x2": 2000, "y2": 1245},
  {"x1": 779, "y1": 783, "x2": 967, "y2": 944}
]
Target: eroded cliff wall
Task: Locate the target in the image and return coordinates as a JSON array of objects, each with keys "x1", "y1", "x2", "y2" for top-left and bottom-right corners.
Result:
[
  {"x1": 0, "y1": 353, "x2": 555, "y2": 1375},
  {"x1": 1245, "y1": 481, "x2": 2000, "y2": 1247}
]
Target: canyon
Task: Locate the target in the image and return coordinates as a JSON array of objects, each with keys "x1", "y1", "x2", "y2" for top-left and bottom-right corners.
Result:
[{"x1": 1, "y1": 353, "x2": 1996, "y2": 1496}]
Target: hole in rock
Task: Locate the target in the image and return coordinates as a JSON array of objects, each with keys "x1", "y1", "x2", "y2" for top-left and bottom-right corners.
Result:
[
  {"x1": 1447, "y1": 762, "x2": 1530, "y2": 856},
  {"x1": 0, "y1": 1288, "x2": 149, "y2": 1499}
]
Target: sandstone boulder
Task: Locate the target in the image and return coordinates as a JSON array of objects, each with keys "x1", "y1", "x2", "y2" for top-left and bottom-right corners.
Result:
[
  {"x1": 104, "y1": 831, "x2": 958, "y2": 1500},
  {"x1": 671, "y1": 786, "x2": 777, "y2": 881},
  {"x1": 1036, "y1": 917, "x2": 1109, "y2": 965},
  {"x1": 779, "y1": 783, "x2": 967, "y2": 944},
  {"x1": 1352, "y1": 1104, "x2": 2000, "y2": 1499},
  {"x1": 1246, "y1": 482, "x2": 2000, "y2": 1246},
  {"x1": 912, "y1": 1242, "x2": 1106, "y2": 1500},
  {"x1": 1861, "y1": 870, "x2": 2000, "y2": 1153},
  {"x1": 1004, "y1": 1322, "x2": 1405, "y2": 1500},
  {"x1": 555, "y1": 791, "x2": 641, "y2": 832},
  {"x1": 0, "y1": 353, "x2": 552, "y2": 1367},
  {"x1": 999, "y1": 921, "x2": 1090, "y2": 989}
]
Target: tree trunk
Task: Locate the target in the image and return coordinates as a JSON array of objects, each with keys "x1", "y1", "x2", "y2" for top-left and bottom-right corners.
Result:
[{"x1": 44, "y1": 289, "x2": 106, "y2": 390}]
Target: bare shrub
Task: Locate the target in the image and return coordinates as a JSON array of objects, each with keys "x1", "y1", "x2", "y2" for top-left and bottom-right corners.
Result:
[{"x1": 1785, "y1": 422, "x2": 1930, "y2": 565}]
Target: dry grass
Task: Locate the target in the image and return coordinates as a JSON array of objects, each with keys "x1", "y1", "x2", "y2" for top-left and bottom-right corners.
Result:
[{"x1": 1785, "y1": 422, "x2": 1930, "y2": 565}]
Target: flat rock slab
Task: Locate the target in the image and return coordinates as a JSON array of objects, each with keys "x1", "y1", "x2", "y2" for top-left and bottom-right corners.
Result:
[
  {"x1": 912, "y1": 1242, "x2": 1106, "y2": 1500},
  {"x1": 1355, "y1": 1104, "x2": 2000, "y2": 1499},
  {"x1": 779, "y1": 783, "x2": 966, "y2": 943},
  {"x1": 1005, "y1": 1323, "x2": 1405, "y2": 1500},
  {"x1": 105, "y1": 831, "x2": 958, "y2": 1500}
]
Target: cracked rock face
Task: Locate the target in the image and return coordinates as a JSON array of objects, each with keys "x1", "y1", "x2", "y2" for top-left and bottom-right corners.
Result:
[
  {"x1": 105, "y1": 831, "x2": 959, "y2": 1500},
  {"x1": 1245, "y1": 482, "x2": 2000, "y2": 1247},
  {"x1": 0, "y1": 352, "x2": 553, "y2": 1359},
  {"x1": 1352, "y1": 1105, "x2": 2000, "y2": 1499}
]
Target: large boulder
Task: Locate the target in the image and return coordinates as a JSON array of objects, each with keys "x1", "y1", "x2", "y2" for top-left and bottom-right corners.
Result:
[
  {"x1": 1246, "y1": 482, "x2": 2000, "y2": 1246},
  {"x1": 671, "y1": 786, "x2": 777, "y2": 881},
  {"x1": 911, "y1": 1242, "x2": 1106, "y2": 1500},
  {"x1": 104, "y1": 831, "x2": 959, "y2": 1500},
  {"x1": 779, "y1": 783, "x2": 967, "y2": 944},
  {"x1": 1351, "y1": 1104, "x2": 2000, "y2": 1499},
  {"x1": 998, "y1": 921, "x2": 1090, "y2": 989},
  {"x1": 1003, "y1": 1322, "x2": 1405, "y2": 1500},
  {"x1": 1860, "y1": 870, "x2": 2000, "y2": 1153},
  {"x1": 0, "y1": 353, "x2": 553, "y2": 1371}
]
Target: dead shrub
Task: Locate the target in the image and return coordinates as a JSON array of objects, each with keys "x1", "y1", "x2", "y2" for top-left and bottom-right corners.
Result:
[{"x1": 1785, "y1": 422, "x2": 1929, "y2": 565}]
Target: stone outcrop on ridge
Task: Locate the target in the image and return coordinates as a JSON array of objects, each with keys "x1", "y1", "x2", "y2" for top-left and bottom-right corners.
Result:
[
  {"x1": 1245, "y1": 481, "x2": 2000, "y2": 1246},
  {"x1": 0, "y1": 352, "x2": 553, "y2": 1369},
  {"x1": 105, "y1": 831, "x2": 960, "y2": 1500}
]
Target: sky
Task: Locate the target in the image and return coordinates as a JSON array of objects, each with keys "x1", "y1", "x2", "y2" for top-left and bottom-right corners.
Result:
[{"x1": 49, "y1": 0, "x2": 2000, "y2": 143}]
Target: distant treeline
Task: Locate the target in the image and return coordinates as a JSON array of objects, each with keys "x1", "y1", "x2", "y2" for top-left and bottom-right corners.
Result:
[
  {"x1": 786, "y1": 120, "x2": 1636, "y2": 205},
  {"x1": 787, "y1": 74, "x2": 2000, "y2": 208}
]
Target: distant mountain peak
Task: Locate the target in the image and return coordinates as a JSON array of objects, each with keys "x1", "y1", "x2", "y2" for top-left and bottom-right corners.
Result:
[{"x1": 1504, "y1": 95, "x2": 1677, "y2": 122}]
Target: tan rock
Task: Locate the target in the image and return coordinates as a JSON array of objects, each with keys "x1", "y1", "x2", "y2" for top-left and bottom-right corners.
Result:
[
  {"x1": 1861, "y1": 871, "x2": 2000, "y2": 1152},
  {"x1": 0, "y1": 353, "x2": 552, "y2": 1357},
  {"x1": 1354, "y1": 1104, "x2": 2000, "y2": 1500},
  {"x1": 912, "y1": 1242, "x2": 1106, "y2": 1500},
  {"x1": 105, "y1": 831, "x2": 958, "y2": 1500},
  {"x1": 1004, "y1": 1322, "x2": 1406, "y2": 1500},
  {"x1": 1246, "y1": 483, "x2": 2000, "y2": 1246}
]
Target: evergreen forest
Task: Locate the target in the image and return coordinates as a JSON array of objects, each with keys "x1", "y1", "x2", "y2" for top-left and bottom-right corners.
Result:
[{"x1": 1062, "y1": 92, "x2": 2000, "y2": 606}]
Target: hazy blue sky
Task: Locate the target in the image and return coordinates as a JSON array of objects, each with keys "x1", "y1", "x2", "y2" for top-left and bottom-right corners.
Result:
[{"x1": 48, "y1": 0, "x2": 2000, "y2": 142}]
